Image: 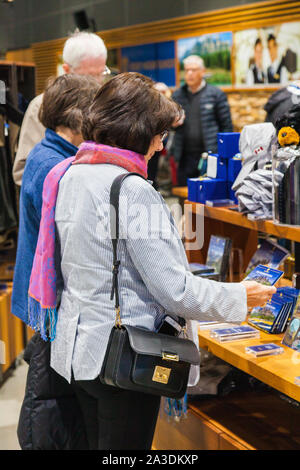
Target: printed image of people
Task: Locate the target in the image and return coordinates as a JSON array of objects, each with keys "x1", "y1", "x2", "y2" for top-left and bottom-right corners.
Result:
[{"x1": 235, "y1": 22, "x2": 300, "y2": 86}]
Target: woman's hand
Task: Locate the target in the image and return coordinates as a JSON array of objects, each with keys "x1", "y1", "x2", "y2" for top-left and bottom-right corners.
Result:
[{"x1": 241, "y1": 280, "x2": 277, "y2": 309}]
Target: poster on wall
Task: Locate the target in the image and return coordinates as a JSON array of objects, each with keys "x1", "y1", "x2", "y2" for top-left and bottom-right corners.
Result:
[
  {"x1": 177, "y1": 32, "x2": 233, "y2": 86},
  {"x1": 234, "y1": 22, "x2": 300, "y2": 86},
  {"x1": 121, "y1": 41, "x2": 176, "y2": 88}
]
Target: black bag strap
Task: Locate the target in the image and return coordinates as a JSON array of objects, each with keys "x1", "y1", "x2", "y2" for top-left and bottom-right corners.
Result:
[{"x1": 109, "y1": 172, "x2": 147, "y2": 327}]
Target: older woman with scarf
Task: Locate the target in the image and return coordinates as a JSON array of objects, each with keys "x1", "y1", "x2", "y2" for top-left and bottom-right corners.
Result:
[{"x1": 28, "y1": 72, "x2": 276, "y2": 450}]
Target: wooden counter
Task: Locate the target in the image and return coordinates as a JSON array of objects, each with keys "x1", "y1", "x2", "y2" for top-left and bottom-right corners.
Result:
[{"x1": 198, "y1": 326, "x2": 300, "y2": 402}]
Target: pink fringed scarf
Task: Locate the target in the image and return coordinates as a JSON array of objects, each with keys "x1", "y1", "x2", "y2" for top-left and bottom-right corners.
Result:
[{"x1": 28, "y1": 142, "x2": 147, "y2": 341}]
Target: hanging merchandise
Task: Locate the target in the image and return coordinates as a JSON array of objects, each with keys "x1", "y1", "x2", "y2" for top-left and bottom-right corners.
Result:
[
  {"x1": 235, "y1": 168, "x2": 273, "y2": 220},
  {"x1": 232, "y1": 122, "x2": 277, "y2": 191},
  {"x1": 231, "y1": 122, "x2": 277, "y2": 220},
  {"x1": 273, "y1": 104, "x2": 300, "y2": 226}
]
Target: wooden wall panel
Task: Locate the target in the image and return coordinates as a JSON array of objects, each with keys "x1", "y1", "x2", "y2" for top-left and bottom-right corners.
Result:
[{"x1": 24, "y1": 1, "x2": 300, "y2": 93}]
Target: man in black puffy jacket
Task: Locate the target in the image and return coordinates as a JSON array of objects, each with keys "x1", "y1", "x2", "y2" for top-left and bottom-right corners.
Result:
[{"x1": 171, "y1": 55, "x2": 233, "y2": 186}]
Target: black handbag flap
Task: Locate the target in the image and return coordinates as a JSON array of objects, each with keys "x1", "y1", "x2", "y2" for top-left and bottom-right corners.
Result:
[{"x1": 124, "y1": 325, "x2": 200, "y2": 365}]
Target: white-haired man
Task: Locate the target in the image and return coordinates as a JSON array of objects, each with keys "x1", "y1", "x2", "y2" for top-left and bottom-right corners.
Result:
[
  {"x1": 12, "y1": 31, "x2": 108, "y2": 185},
  {"x1": 172, "y1": 55, "x2": 233, "y2": 186}
]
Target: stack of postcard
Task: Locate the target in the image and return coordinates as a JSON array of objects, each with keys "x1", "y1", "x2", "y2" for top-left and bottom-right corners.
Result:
[
  {"x1": 245, "y1": 264, "x2": 289, "y2": 334},
  {"x1": 243, "y1": 264, "x2": 283, "y2": 286},
  {"x1": 210, "y1": 325, "x2": 260, "y2": 342},
  {"x1": 282, "y1": 294, "x2": 300, "y2": 352},
  {"x1": 277, "y1": 286, "x2": 300, "y2": 320},
  {"x1": 245, "y1": 343, "x2": 284, "y2": 357},
  {"x1": 248, "y1": 286, "x2": 299, "y2": 335}
]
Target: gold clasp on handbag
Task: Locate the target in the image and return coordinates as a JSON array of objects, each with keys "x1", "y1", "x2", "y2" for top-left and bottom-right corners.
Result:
[
  {"x1": 162, "y1": 352, "x2": 179, "y2": 362},
  {"x1": 152, "y1": 366, "x2": 171, "y2": 384},
  {"x1": 115, "y1": 307, "x2": 122, "y2": 328}
]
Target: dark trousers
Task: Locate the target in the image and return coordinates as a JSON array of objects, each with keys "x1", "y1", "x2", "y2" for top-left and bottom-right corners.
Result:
[{"x1": 72, "y1": 378, "x2": 161, "y2": 450}]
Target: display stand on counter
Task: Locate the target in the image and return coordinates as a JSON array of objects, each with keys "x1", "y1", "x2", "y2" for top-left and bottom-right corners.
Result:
[{"x1": 153, "y1": 199, "x2": 300, "y2": 450}]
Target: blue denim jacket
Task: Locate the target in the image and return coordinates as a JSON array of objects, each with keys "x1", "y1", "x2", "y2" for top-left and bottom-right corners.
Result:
[{"x1": 11, "y1": 129, "x2": 77, "y2": 323}]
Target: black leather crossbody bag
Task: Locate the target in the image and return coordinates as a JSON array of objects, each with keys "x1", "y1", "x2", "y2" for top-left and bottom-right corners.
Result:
[{"x1": 99, "y1": 172, "x2": 200, "y2": 399}]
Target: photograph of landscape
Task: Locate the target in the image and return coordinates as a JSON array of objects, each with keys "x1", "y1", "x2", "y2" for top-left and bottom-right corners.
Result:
[{"x1": 177, "y1": 31, "x2": 233, "y2": 86}]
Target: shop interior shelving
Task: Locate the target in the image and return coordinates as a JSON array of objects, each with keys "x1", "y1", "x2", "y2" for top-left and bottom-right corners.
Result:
[
  {"x1": 153, "y1": 190, "x2": 300, "y2": 450},
  {"x1": 183, "y1": 197, "x2": 300, "y2": 402}
]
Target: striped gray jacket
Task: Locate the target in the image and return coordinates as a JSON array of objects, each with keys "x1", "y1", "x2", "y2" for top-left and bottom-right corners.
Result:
[{"x1": 50, "y1": 163, "x2": 247, "y2": 383}]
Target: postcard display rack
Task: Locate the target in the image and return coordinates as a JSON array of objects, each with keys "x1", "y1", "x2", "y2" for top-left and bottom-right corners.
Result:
[{"x1": 153, "y1": 202, "x2": 300, "y2": 451}]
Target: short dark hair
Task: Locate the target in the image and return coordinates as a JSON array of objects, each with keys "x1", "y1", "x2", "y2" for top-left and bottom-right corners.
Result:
[
  {"x1": 254, "y1": 38, "x2": 262, "y2": 48},
  {"x1": 39, "y1": 74, "x2": 100, "y2": 133},
  {"x1": 267, "y1": 34, "x2": 277, "y2": 44},
  {"x1": 82, "y1": 72, "x2": 182, "y2": 155}
]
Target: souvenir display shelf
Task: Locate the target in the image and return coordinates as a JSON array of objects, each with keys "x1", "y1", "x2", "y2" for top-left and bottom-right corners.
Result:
[
  {"x1": 185, "y1": 200, "x2": 300, "y2": 244},
  {"x1": 154, "y1": 196, "x2": 300, "y2": 450},
  {"x1": 184, "y1": 200, "x2": 300, "y2": 401},
  {"x1": 198, "y1": 325, "x2": 299, "y2": 402}
]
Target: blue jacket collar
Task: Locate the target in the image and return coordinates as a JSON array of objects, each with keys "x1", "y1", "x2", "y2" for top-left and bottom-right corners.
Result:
[{"x1": 43, "y1": 128, "x2": 78, "y2": 157}]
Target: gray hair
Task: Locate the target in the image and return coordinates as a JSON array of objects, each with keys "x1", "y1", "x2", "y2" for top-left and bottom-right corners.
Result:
[
  {"x1": 183, "y1": 55, "x2": 205, "y2": 69},
  {"x1": 154, "y1": 82, "x2": 171, "y2": 98},
  {"x1": 63, "y1": 31, "x2": 107, "y2": 69},
  {"x1": 154, "y1": 82, "x2": 169, "y2": 92}
]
